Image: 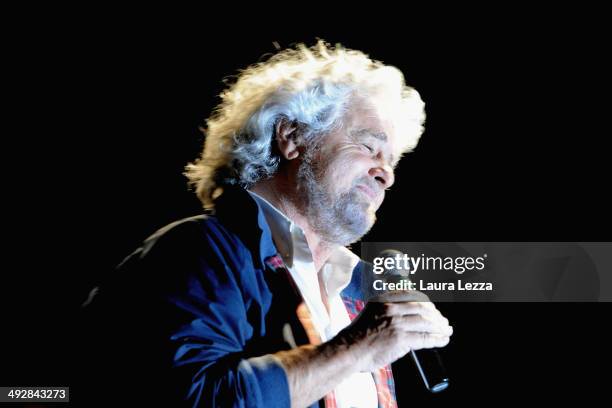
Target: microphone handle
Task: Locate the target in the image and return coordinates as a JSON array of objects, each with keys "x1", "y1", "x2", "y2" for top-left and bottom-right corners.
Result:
[{"x1": 409, "y1": 348, "x2": 449, "y2": 393}]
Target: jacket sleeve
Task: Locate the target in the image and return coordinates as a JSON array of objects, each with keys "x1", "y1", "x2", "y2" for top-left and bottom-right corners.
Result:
[{"x1": 135, "y1": 218, "x2": 290, "y2": 408}]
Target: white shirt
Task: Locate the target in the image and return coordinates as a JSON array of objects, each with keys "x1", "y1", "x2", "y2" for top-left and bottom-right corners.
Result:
[{"x1": 248, "y1": 191, "x2": 378, "y2": 408}]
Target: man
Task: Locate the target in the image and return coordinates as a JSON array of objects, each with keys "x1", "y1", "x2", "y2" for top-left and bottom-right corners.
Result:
[{"x1": 80, "y1": 41, "x2": 452, "y2": 407}]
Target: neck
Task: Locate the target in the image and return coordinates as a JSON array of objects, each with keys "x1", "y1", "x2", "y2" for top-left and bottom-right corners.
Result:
[{"x1": 251, "y1": 178, "x2": 335, "y2": 272}]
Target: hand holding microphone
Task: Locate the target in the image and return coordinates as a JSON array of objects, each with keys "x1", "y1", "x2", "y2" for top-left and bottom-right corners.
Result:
[
  {"x1": 332, "y1": 249, "x2": 452, "y2": 393},
  {"x1": 370, "y1": 291, "x2": 451, "y2": 393},
  {"x1": 371, "y1": 249, "x2": 451, "y2": 393},
  {"x1": 332, "y1": 289, "x2": 452, "y2": 391}
]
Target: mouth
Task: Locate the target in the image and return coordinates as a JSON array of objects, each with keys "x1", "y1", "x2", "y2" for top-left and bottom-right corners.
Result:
[{"x1": 356, "y1": 184, "x2": 379, "y2": 201}]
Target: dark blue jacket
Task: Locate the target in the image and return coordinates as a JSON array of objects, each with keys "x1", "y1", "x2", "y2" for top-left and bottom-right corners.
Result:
[{"x1": 79, "y1": 187, "x2": 369, "y2": 407}]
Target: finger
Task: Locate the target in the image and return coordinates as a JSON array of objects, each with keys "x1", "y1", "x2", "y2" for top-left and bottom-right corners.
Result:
[
  {"x1": 395, "y1": 314, "x2": 454, "y2": 336},
  {"x1": 417, "y1": 300, "x2": 437, "y2": 310},
  {"x1": 401, "y1": 306, "x2": 451, "y2": 334},
  {"x1": 370, "y1": 290, "x2": 431, "y2": 304},
  {"x1": 392, "y1": 302, "x2": 450, "y2": 329},
  {"x1": 383, "y1": 301, "x2": 441, "y2": 320},
  {"x1": 405, "y1": 332, "x2": 451, "y2": 349}
]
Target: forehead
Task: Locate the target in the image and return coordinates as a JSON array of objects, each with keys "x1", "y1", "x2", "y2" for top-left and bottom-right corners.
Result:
[
  {"x1": 345, "y1": 98, "x2": 396, "y2": 139},
  {"x1": 343, "y1": 98, "x2": 400, "y2": 159}
]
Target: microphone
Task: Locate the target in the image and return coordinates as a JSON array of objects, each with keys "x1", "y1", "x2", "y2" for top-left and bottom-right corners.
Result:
[{"x1": 373, "y1": 249, "x2": 449, "y2": 393}]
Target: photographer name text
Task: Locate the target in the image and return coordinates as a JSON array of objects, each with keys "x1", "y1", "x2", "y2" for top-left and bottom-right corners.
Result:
[{"x1": 373, "y1": 279, "x2": 493, "y2": 291}]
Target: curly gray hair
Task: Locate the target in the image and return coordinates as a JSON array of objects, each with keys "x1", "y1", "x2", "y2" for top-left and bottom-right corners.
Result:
[{"x1": 185, "y1": 40, "x2": 426, "y2": 208}]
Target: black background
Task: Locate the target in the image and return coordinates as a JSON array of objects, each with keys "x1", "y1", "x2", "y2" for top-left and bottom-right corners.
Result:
[{"x1": 5, "y1": 6, "x2": 611, "y2": 406}]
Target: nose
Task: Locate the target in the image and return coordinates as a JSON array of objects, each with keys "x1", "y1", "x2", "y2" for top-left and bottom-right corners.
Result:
[{"x1": 369, "y1": 163, "x2": 395, "y2": 189}]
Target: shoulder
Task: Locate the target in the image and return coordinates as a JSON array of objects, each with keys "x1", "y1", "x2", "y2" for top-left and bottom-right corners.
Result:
[
  {"x1": 136, "y1": 214, "x2": 247, "y2": 261},
  {"x1": 114, "y1": 214, "x2": 255, "y2": 290}
]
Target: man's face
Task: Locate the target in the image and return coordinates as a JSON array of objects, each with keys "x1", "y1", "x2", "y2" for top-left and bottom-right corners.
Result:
[{"x1": 297, "y1": 98, "x2": 398, "y2": 245}]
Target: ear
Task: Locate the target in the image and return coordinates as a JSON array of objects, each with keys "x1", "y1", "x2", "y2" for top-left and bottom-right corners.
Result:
[{"x1": 275, "y1": 118, "x2": 302, "y2": 160}]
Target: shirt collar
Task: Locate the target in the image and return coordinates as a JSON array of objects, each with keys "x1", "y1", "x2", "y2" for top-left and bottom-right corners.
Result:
[
  {"x1": 247, "y1": 190, "x2": 360, "y2": 295},
  {"x1": 246, "y1": 190, "x2": 294, "y2": 266}
]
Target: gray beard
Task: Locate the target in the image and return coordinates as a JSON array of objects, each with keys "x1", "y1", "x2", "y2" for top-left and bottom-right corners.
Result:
[{"x1": 296, "y1": 149, "x2": 376, "y2": 246}]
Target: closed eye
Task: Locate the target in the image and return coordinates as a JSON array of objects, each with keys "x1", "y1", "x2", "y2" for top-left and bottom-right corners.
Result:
[{"x1": 361, "y1": 143, "x2": 374, "y2": 153}]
